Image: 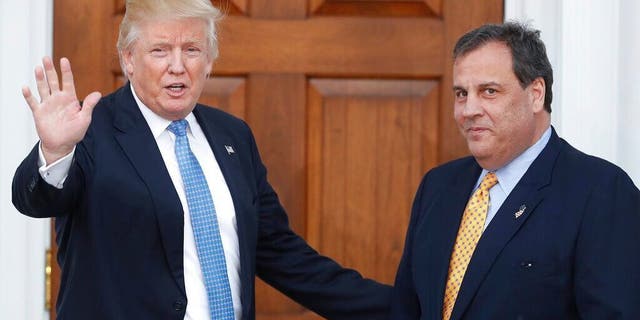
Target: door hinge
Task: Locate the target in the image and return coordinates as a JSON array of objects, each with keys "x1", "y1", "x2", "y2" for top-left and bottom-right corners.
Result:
[{"x1": 45, "y1": 249, "x2": 52, "y2": 311}]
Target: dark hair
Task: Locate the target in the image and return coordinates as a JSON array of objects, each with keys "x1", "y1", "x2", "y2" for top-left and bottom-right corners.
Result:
[{"x1": 453, "y1": 22, "x2": 553, "y2": 113}]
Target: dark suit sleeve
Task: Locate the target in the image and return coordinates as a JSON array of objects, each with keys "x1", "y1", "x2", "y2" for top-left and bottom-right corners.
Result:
[
  {"x1": 12, "y1": 143, "x2": 86, "y2": 218},
  {"x1": 390, "y1": 172, "x2": 429, "y2": 319},
  {"x1": 574, "y1": 170, "x2": 640, "y2": 319},
  {"x1": 247, "y1": 129, "x2": 391, "y2": 320}
]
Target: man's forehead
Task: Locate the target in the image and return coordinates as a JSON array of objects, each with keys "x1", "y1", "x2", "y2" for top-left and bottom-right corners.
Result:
[
  {"x1": 455, "y1": 40, "x2": 510, "y2": 60},
  {"x1": 453, "y1": 43, "x2": 514, "y2": 80},
  {"x1": 454, "y1": 42, "x2": 512, "y2": 71},
  {"x1": 138, "y1": 19, "x2": 207, "y2": 39}
]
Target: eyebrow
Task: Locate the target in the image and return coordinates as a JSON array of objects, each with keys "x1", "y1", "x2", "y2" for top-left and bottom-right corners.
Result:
[
  {"x1": 453, "y1": 81, "x2": 503, "y2": 91},
  {"x1": 146, "y1": 37, "x2": 205, "y2": 46},
  {"x1": 478, "y1": 81, "x2": 502, "y2": 88}
]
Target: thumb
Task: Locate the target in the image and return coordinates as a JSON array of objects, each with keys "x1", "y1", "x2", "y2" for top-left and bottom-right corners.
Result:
[{"x1": 81, "y1": 91, "x2": 102, "y2": 115}]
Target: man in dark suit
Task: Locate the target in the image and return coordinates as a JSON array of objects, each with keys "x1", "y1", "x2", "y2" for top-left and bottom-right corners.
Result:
[
  {"x1": 12, "y1": 1, "x2": 389, "y2": 319},
  {"x1": 391, "y1": 22, "x2": 640, "y2": 320}
]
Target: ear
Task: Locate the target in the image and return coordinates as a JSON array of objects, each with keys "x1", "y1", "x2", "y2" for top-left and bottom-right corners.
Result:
[
  {"x1": 528, "y1": 77, "x2": 546, "y2": 113},
  {"x1": 122, "y1": 50, "x2": 135, "y2": 76},
  {"x1": 205, "y1": 57, "x2": 214, "y2": 79}
]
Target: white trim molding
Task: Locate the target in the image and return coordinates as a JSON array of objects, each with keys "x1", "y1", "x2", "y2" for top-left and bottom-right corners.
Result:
[{"x1": 0, "y1": 1, "x2": 53, "y2": 319}]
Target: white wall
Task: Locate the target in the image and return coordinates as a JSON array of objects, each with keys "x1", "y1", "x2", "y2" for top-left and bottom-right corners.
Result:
[
  {"x1": 0, "y1": 1, "x2": 52, "y2": 319},
  {"x1": 506, "y1": 0, "x2": 640, "y2": 186}
]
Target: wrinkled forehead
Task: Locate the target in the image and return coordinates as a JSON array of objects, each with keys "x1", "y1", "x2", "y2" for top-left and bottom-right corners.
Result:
[{"x1": 133, "y1": 17, "x2": 209, "y2": 46}]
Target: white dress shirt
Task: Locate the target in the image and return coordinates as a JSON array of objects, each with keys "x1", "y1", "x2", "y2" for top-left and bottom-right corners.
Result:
[{"x1": 38, "y1": 84, "x2": 243, "y2": 320}]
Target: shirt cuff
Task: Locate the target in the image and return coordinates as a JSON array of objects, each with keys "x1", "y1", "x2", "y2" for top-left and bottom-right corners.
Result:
[{"x1": 38, "y1": 144, "x2": 75, "y2": 189}]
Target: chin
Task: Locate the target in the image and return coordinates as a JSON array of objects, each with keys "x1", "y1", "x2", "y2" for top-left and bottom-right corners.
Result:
[
  {"x1": 467, "y1": 144, "x2": 491, "y2": 160},
  {"x1": 166, "y1": 101, "x2": 193, "y2": 112}
]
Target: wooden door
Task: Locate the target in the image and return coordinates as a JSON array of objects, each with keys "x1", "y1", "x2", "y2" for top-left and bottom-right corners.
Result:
[{"x1": 52, "y1": 1, "x2": 503, "y2": 319}]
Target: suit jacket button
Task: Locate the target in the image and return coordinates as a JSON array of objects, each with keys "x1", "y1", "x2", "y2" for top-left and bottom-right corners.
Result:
[{"x1": 173, "y1": 299, "x2": 185, "y2": 312}]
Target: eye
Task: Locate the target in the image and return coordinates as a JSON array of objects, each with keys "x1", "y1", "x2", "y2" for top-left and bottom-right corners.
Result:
[
  {"x1": 484, "y1": 88, "x2": 497, "y2": 95},
  {"x1": 150, "y1": 48, "x2": 167, "y2": 57},
  {"x1": 185, "y1": 47, "x2": 202, "y2": 56},
  {"x1": 455, "y1": 89, "x2": 467, "y2": 99}
]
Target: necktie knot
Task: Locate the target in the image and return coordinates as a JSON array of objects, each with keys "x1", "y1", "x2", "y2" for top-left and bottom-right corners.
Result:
[
  {"x1": 168, "y1": 119, "x2": 188, "y2": 137},
  {"x1": 479, "y1": 172, "x2": 498, "y2": 192}
]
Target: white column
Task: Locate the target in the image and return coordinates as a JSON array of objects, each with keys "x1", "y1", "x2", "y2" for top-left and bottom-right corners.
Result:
[
  {"x1": 505, "y1": 0, "x2": 639, "y2": 186},
  {"x1": 618, "y1": 0, "x2": 640, "y2": 185},
  {"x1": 0, "y1": 1, "x2": 52, "y2": 319},
  {"x1": 557, "y1": 0, "x2": 620, "y2": 163}
]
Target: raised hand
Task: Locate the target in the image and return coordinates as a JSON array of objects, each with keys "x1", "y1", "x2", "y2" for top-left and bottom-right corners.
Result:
[{"x1": 22, "y1": 57, "x2": 101, "y2": 164}]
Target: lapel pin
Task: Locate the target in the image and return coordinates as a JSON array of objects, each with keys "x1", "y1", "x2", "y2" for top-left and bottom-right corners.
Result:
[
  {"x1": 514, "y1": 204, "x2": 526, "y2": 219},
  {"x1": 225, "y1": 145, "x2": 235, "y2": 155}
]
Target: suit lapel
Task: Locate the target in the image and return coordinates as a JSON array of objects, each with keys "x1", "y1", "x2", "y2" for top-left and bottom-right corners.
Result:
[
  {"x1": 194, "y1": 106, "x2": 257, "y2": 317},
  {"x1": 415, "y1": 161, "x2": 482, "y2": 320},
  {"x1": 112, "y1": 85, "x2": 186, "y2": 295},
  {"x1": 450, "y1": 131, "x2": 562, "y2": 320}
]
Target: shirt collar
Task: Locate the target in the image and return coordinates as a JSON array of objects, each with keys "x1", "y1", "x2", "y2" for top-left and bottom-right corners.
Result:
[
  {"x1": 130, "y1": 83, "x2": 198, "y2": 139},
  {"x1": 478, "y1": 126, "x2": 552, "y2": 194}
]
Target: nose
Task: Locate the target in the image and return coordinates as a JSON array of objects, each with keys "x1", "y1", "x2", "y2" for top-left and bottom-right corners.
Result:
[
  {"x1": 461, "y1": 94, "x2": 483, "y2": 118},
  {"x1": 168, "y1": 49, "x2": 185, "y2": 74}
]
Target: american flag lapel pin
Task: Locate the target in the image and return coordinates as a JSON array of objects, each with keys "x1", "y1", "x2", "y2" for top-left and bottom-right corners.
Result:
[
  {"x1": 514, "y1": 204, "x2": 526, "y2": 219},
  {"x1": 225, "y1": 145, "x2": 235, "y2": 155}
]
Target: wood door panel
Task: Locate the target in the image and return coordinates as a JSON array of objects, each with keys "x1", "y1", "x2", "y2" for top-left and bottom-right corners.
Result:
[
  {"x1": 54, "y1": 0, "x2": 115, "y2": 100},
  {"x1": 250, "y1": 0, "x2": 306, "y2": 18},
  {"x1": 245, "y1": 73, "x2": 321, "y2": 319},
  {"x1": 218, "y1": 0, "x2": 248, "y2": 14},
  {"x1": 246, "y1": 74, "x2": 307, "y2": 233},
  {"x1": 307, "y1": 79, "x2": 438, "y2": 282},
  {"x1": 200, "y1": 77, "x2": 247, "y2": 119},
  {"x1": 212, "y1": 16, "x2": 444, "y2": 76},
  {"x1": 310, "y1": 0, "x2": 441, "y2": 17}
]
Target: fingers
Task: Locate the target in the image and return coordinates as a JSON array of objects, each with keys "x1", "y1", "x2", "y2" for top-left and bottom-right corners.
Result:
[
  {"x1": 60, "y1": 57, "x2": 77, "y2": 96},
  {"x1": 31, "y1": 56, "x2": 78, "y2": 105},
  {"x1": 22, "y1": 86, "x2": 39, "y2": 112},
  {"x1": 42, "y1": 56, "x2": 61, "y2": 94},
  {"x1": 34, "y1": 65, "x2": 50, "y2": 101},
  {"x1": 80, "y1": 91, "x2": 102, "y2": 116}
]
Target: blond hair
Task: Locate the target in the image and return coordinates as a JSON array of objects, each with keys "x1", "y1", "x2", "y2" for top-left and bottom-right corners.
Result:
[{"x1": 116, "y1": 0, "x2": 222, "y2": 74}]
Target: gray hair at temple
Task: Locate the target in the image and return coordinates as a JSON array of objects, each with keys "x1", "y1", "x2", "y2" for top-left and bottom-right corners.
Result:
[
  {"x1": 453, "y1": 21, "x2": 554, "y2": 113},
  {"x1": 116, "y1": 0, "x2": 222, "y2": 76}
]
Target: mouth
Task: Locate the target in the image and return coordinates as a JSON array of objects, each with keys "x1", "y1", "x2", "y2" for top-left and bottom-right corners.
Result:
[
  {"x1": 165, "y1": 83, "x2": 187, "y2": 96},
  {"x1": 465, "y1": 126, "x2": 490, "y2": 138},
  {"x1": 467, "y1": 126, "x2": 488, "y2": 132}
]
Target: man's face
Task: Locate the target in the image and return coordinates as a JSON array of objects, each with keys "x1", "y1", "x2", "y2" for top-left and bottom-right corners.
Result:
[
  {"x1": 123, "y1": 18, "x2": 213, "y2": 120},
  {"x1": 453, "y1": 41, "x2": 545, "y2": 170}
]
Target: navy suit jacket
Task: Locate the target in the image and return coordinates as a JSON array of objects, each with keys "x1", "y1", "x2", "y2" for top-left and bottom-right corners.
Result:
[
  {"x1": 12, "y1": 84, "x2": 390, "y2": 320},
  {"x1": 391, "y1": 129, "x2": 640, "y2": 320}
]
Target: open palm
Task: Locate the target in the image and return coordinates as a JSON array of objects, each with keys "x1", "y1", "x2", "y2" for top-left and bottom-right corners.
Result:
[{"x1": 22, "y1": 57, "x2": 101, "y2": 164}]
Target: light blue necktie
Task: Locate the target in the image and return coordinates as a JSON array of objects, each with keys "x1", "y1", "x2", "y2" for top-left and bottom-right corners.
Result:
[{"x1": 167, "y1": 119, "x2": 234, "y2": 320}]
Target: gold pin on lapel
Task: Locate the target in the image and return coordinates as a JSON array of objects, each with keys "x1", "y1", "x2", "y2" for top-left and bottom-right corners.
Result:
[{"x1": 514, "y1": 205, "x2": 526, "y2": 219}]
